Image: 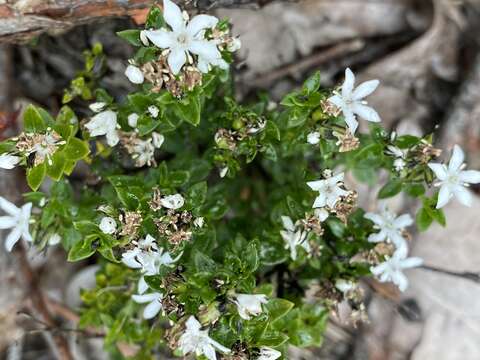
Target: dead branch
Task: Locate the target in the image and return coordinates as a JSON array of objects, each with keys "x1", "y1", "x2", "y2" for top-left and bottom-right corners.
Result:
[
  {"x1": 15, "y1": 243, "x2": 74, "y2": 360},
  {"x1": 0, "y1": 0, "x2": 282, "y2": 44}
]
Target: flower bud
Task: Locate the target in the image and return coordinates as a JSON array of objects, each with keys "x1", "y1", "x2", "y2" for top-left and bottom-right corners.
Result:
[{"x1": 125, "y1": 65, "x2": 144, "y2": 84}]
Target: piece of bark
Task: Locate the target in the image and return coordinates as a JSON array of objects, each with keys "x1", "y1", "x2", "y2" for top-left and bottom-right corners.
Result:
[{"x1": 0, "y1": 0, "x2": 280, "y2": 44}]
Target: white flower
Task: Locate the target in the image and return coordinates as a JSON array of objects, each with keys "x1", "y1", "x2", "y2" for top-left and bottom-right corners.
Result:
[
  {"x1": 257, "y1": 347, "x2": 281, "y2": 360},
  {"x1": 99, "y1": 216, "x2": 117, "y2": 234},
  {"x1": 194, "y1": 217, "x2": 205, "y2": 228},
  {"x1": 131, "y1": 138, "x2": 155, "y2": 167},
  {"x1": 328, "y1": 68, "x2": 380, "y2": 134},
  {"x1": 178, "y1": 316, "x2": 230, "y2": 360},
  {"x1": 386, "y1": 145, "x2": 406, "y2": 172},
  {"x1": 314, "y1": 208, "x2": 329, "y2": 222},
  {"x1": 364, "y1": 204, "x2": 412, "y2": 252},
  {"x1": 125, "y1": 64, "x2": 144, "y2": 84},
  {"x1": 160, "y1": 194, "x2": 184, "y2": 209},
  {"x1": 0, "y1": 197, "x2": 32, "y2": 252},
  {"x1": 233, "y1": 293, "x2": 268, "y2": 320},
  {"x1": 335, "y1": 279, "x2": 355, "y2": 293},
  {"x1": 88, "y1": 102, "x2": 107, "y2": 113},
  {"x1": 219, "y1": 166, "x2": 228, "y2": 178},
  {"x1": 140, "y1": 30, "x2": 149, "y2": 46},
  {"x1": 144, "y1": 0, "x2": 223, "y2": 75},
  {"x1": 128, "y1": 113, "x2": 139, "y2": 128},
  {"x1": 227, "y1": 37, "x2": 242, "y2": 52},
  {"x1": 148, "y1": 105, "x2": 159, "y2": 118},
  {"x1": 371, "y1": 251, "x2": 423, "y2": 291},
  {"x1": 132, "y1": 292, "x2": 163, "y2": 319},
  {"x1": 280, "y1": 215, "x2": 310, "y2": 261},
  {"x1": 0, "y1": 153, "x2": 21, "y2": 169},
  {"x1": 428, "y1": 144, "x2": 480, "y2": 208},
  {"x1": 85, "y1": 110, "x2": 119, "y2": 147},
  {"x1": 48, "y1": 233, "x2": 61, "y2": 246},
  {"x1": 307, "y1": 131, "x2": 320, "y2": 145},
  {"x1": 152, "y1": 132, "x2": 165, "y2": 148},
  {"x1": 307, "y1": 172, "x2": 349, "y2": 209}
]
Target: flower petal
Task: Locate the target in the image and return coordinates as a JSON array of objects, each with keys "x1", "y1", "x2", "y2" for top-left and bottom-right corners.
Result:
[
  {"x1": 364, "y1": 212, "x2": 383, "y2": 226},
  {"x1": 143, "y1": 300, "x2": 162, "y2": 319},
  {"x1": 428, "y1": 163, "x2": 447, "y2": 181},
  {"x1": 312, "y1": 193, "x2": 327, "y2": 208},
  {"x1": 394, "y1": 271, "x2": 409, "y2": 292},
  {"x1": 138, "y1": 276, "x2": 149, "y2": 294},
  {"x1": 453, "y1": 185, "x2": 472, "y2": 207},
  {"x1": 352, "y1": 79, "x2": 379, "y2": 100},
  {"x1": 0, "y1": 216, "x2": 16, "y2": 229},
  {"x1": 163, "y1": 0, "x2": 185, "y2": 33},
  {"x1": 351, "y1": 103, "x2": 380, "y2": 123},
  {"x1": 393, "y1": 214, "x2": 413, "y2": 228},
  {"x1": 132, "y1": 292, "x2": 161, "y2": 303},
  {"x1": 187, "y1": 15, "x2": 219, "y2": 37},
  {"x1": 189, "y1": 40, "x2": 221, "y2": 61},
  {"x1": 448, "y1": 144, "x2": 464, "y2": 172},
  {"x1": 280, "y1": 216, "x2": 295, "y2": 232},
  {"x1": 342, "y1": 68, "x2": 355, "y2": 98},
  {"x1": 5, "y1": 227, "x2": 21, "y2": 252},
  {"x1": 144, "y1": 29, "x2": 173, "y2": 49},
  {"x1": 327, "y1": 94, "x2": 344, "y2": 109},
  {"x1": 202, "y1": 344, "x2": 218, "y2": 360},
  {"x1": 368, "y1": 230, "x2": 387, "y2": 243},
  {"x1": 168, "y1": 47, "x2": 187, "y2": 75},
  {"x1": 0, "y1": 197, "x2": 20, "y2": 216},
  {"x1": 459, "y1": 170, "x2": 480, "y2": 184},
  {"x1": 185, "y1": 315, "x2": 202, "y2": 332},
  {"x1": 436, "y1": 185, "x2": 452, "y2": 209},
  {"x1": 209, "y1": 338, "x2": 231, "y2": 354},
  {"x1": 105, "y1": 130, "x2": 119, "y2": 147},
  {"x1": 306, "y1": 180, "x2": 324, "y2": 191},
  {"x1": 400, "y1": 257, "x2": 423, "y2": 269},
  {"x1": 343, "y1": 108, "x2": 358, "y2": 134}
]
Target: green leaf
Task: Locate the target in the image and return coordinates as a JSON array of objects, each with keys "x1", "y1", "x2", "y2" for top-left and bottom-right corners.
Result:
[
  {"x1": 265, "y1": 298, "x2": 294, "y2": 322},
  {"x1": 46, "y1": 151, "x2": 66, "y2": 180},
  {"x1": 404, "y1": 183, "x2": 425, "y2": 197},
  {"x1": 67, "y1": 235, "x2": 97, "y2": 261},
  {"x1": 258, "y1": 331, "x2": 289, "y2": 347},
  {"x1": 175, "y1": 96, "x2": 201, "y2": 126},
  {"x1": 187, "y1": 182, "x2": 208, "y2": 207},
  {"x1": 193, "y1": 252, "x2": 217, "y2": 272},
  {"x1": 23, "y1": 105, "x2": 47, "y2": 133},
  {"x1": 27, "y1": 163, "x2": 46, "y2": 190},
  {"x1": 63, "y1": 138, "x2": 89, "y2": 160},
  {"x1": 378, "y1": 179, "x2": 402, "y2": 199},
  {"x1": 117, "y1": 29, "x2": 142, "y2": 46},
  {"x1": 416, "y1": 207, "x2": 433, "y2": 232},
  {"x1": 145, "y1": 6, "x2": 165, "y2": 28},
  {"x1": 303, "y1": 71, "x2": 321, "y2": 93}
]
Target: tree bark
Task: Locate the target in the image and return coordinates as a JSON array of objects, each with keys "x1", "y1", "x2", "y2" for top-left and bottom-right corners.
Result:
[{"x1": 0, "y1": 0, "x2": 279, "y2": 44}]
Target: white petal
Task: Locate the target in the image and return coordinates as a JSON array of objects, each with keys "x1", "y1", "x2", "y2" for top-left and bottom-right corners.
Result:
[
  {"x1": 0, "y1": 154, "x2": 21, "y2": 169},
  {"x1": 312, "y1": 193, "x2": 327, "y2": 208},
  {"x1": 143, "y1": 300, "x2": 162, "y2": 319},
  {"x1": 343, "y1": 108, "x2": 358, "y2": 134},
  {"x1": 394, "y1": 271, "x2": 409, "y2": 292},
  {"x1": 138, "y1": 276, "x2": 149, "y2": 294},
  {"x1": 152, "y1": 132, "x2": 165, "y2": 148},
  {"x1": 393, "y1": 214, "x2": 413, "y2": 228},
  {"x1": 168, "y1": 47, "x2": 187, "y2": 75},
  {"x1": 187, "y1": 15, "x2": 219, "y2": 37},
  {"x1": 0, "y1": 215, "x2": 16, "y2": 229},
  {"x1": 5, "y1": 227, "x2": 21, "y2": 252},
  {"x1": 370, "y1": 262, "x2": 388, "y2": 276},
  {"x1": 163, "y1": 0, "x2": 185, "y2": 33},
  {"x1": 197, "y1": 57, "x2": 210, "y2": 73},
  {"x1": 352, "y1": 79, "x2": 379, "y2": 100},
  {"x1": 144, "y1": 29, "x2": 173, "y2": 49},
  {"x1": 128, "y1": 113, "x2": 139, "y2": 128},
  {"x1": 328, "y1": 94, "x2": 344, "y2": 109},
  {"x1": 428, "y1": 163, "x2": 448, "y2": 181},
  {"x1": 329, "y1": 172, "x2": 344, "y2": 184},
  {"x1": 185, "y1": 315, "x2": 201, "y2": 332},
  {"x1": 209, "y1": 338, "x2": 231, "y2": 354},
  {"x1": 364, "y1": 212, "x2": 383, "y2": 225},
  {"x1": 160, "y1": 194, "x2": 184, "y2": 209},
  {"x1": 341, "y1": 68, "x2": 355, "y2": 98},
  {"x1": 125, "y1": 65, "x2": 144, "y2": 84},
  {"x1": 281, "y1": 216, "x2": 295, "y2": 232},
  {"x1": 351, "y1": 103, "x2": 380, "y2": 123},
  {"x1": 306, "y1": 180, "x2": 325, "y2": 191},
  {"x1": 307, "y1": 132, "x2": 320, "y2": 145},
  {"x1": 368, "y1": 230, "x2": 387, "y2": 243},
  {"x1": 189, "y1": 40, "x2": 221, "y2": 61},
  {"x1": 453, "y1": 185, "x2": 472, "y2": 207},
  {"x1": 106, "y1": 130, "x2": 119, "y2": 147},
  {"x1": 449, "y1": 145, "x2": 464, "y2": 172},
  {"x1": 400, "y1": 257, "x2": 423, "y2": 269},
  {"x1": 202, "y1": 344, "x2": 218, "y2": 360},
  {"x1": 314, "y1": 208, "x2": 329, "y2": 222},
  {"x1": 436, "y1": 185, "x2": 452, "y2": 209},
  {"x1": 459, "y1": 170, "x2": 480, "y2": 184},
  {"x1": 132, "y1": 292, "x2": 161, "y2": 303},
  {"x1": 0, "y1": 197, "x2": 20, "y2": 216}
]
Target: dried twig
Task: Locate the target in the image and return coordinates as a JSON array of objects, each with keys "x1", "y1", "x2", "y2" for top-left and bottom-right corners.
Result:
[
  {"x1": 15, "y1": 243, "x2": 74, "y2": 360},
  {"x1": 239, "y1": 39, "x2": 365, "y2": 89},
  {"x1": 420, "y1": 264, "x2": 480, "y2": 284}
]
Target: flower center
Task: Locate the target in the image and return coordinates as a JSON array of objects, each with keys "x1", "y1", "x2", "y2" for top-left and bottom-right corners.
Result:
[{"x1": 177, "y1": 33, "x2": 189, "y2": 45}]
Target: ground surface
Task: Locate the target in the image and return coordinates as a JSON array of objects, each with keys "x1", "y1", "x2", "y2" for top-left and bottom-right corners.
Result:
[{"x1": 1, "y1": 0, "x2": 480, "y2": 359}]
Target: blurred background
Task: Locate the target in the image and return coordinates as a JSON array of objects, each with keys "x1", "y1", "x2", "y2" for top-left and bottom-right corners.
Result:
[{"x1": 1, "y1": 0, "x2": 480, "y2": 359}]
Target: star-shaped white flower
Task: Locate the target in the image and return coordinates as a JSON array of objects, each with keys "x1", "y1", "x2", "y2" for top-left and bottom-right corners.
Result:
[
  {"x1": 145, "y1": 0, "x2": 224, "y2": 75},
  {"x1": 428, "y1": 144, "x2": 480, "y2": 208},
  {"x1": 232, "y1": 293, "x2": 268, "y2": 320},
  {"x1": 257, "y1": 347, "x2": 281, "y2": 360},
  {"x1": 280, "y1": 216, "x2": 310, "y2": 261},
  {"x1": 307, "y1": 172, "x2": 349, "y2": 209},
  {"x1": 99, "y1": 216, "x2": 117, "y2": 234},
  {"x1": 178, "y1": 316, "x2": 230, "y2": 360},
  {"x1": 0, "y1": 153, "x2": 21, "y2": 169},
  {"x1": 364, "y1": 204, "x2": 412, "y2": 252},
  {"x1": 0, "y1": 197, "x2": 32, "y2": 252},
  {"x1": 307, "y1": 131, "x2": 320, "y2": 145},
  {"x1": 328, "y1": 68, "x2": 380, "y2": 134},
  {"x1": 85, "y1": 110, "x2": 119, "y2": 147},
  {"x1": 370, "y1": 250, "x2": 423, "y2": 292},
  {"x1": 160, "y1": 193, "x2": 185, "y2": 209},
  {"x1": 132, "y1": 292, "x2": 163, "y2": 319}
]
